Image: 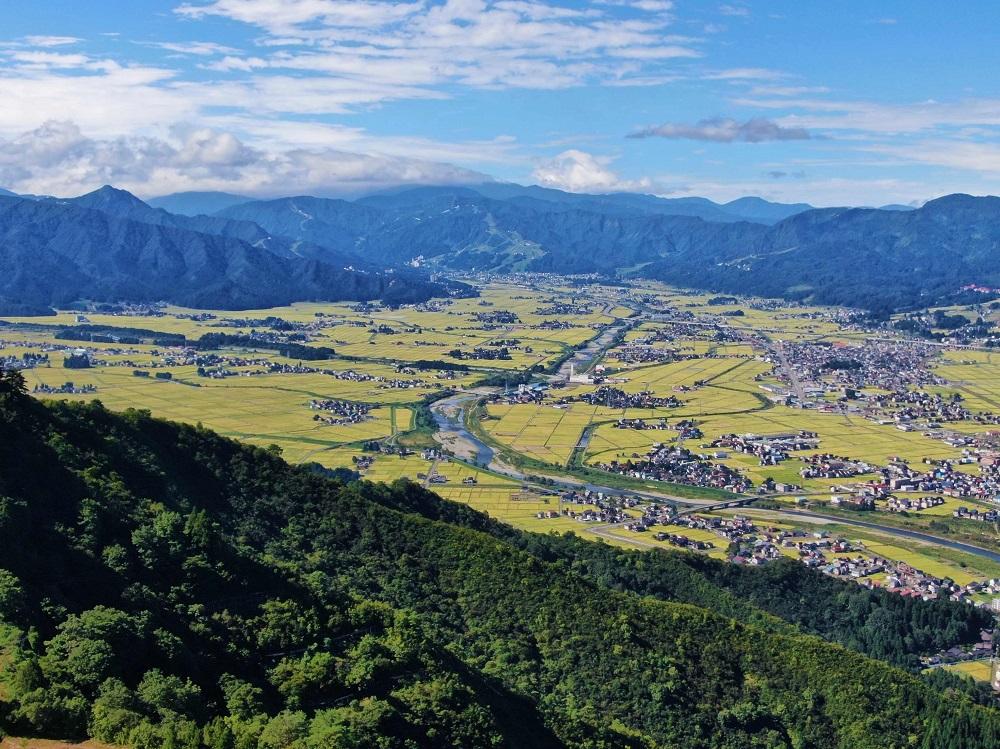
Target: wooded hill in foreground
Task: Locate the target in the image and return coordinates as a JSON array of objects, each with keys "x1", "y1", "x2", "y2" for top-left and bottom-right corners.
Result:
[{"x1": 0, "y1": 370, "x2": 997, "y2": 748}]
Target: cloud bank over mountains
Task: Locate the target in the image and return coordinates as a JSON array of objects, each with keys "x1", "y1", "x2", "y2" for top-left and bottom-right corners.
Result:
[{"x1": 0, "y1": 121, "x2": 491, "y2": 199}]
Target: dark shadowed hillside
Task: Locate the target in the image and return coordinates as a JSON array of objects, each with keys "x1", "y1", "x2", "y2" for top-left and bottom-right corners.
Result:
[{"x1": 0, "y1": 192, "x2": 452, "y2": 310}]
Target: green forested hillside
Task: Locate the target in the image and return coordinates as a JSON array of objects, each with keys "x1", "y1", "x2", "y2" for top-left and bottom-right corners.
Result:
[{"x1": 0, "y1": 370, "x2": 998, "y2": 749}]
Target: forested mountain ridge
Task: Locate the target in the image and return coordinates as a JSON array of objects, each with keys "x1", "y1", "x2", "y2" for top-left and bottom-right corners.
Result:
[
  {"x1": 220, "y1": 187, "x2": 1000, "y2": 311},
  {"x1": 0, "y1": 372, "x2": 998, "y2": 748},
  {"x1": 647, "y1": 194, "x2": 1000, "y2": 312},
  {"x1": 0, "y1": 191, "x2": 453, "y2": 311}
]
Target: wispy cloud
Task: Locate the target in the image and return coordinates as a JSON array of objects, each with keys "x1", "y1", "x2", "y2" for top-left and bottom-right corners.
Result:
[
  {"x1": 628, "y1": 116, "x2": 812, "y2": 142},
  {"x1": 22, "y1": 35, "x2": 82, "y2": 47},
  {"x1": 175, "y1": 0, "x2": 700, "y2": 94},
  {"x1": 718, "y1": 4, "x2": 749, "y2": 17},
  {"x1": 704, "y1": 67, "x2": 786, "y2": 81},
  {"x1": 144, "y1": 41, "x2": 240, "y2": 56},
  {"x1": 737, "y1": 96, "x2": 1000, "y2": 134},
  {"x1": 765, "y1": 169, "x2": 806, "y2": 179}
]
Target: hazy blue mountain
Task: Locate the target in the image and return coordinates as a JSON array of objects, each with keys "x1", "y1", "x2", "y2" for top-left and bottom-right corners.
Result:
[
  {"x1": 218, "y1": 194, "x2": 387, "y2": 256},
  {"x1": 360, "y1": 184, "x2": 815, "y2": 223},
  {"x1": 722, "y1": 196, "x2": 815, "y2": 223},
  {"x1": 878, "y1": 203, "x2": 919, "y2": 211},
  {"x1": 451, "y1": 184, "x2": 814, "y2": 223},
  {"x1": 0, "y1": 187, "x2": 17, "y2": 197},
  {"x1": 148, "y1": 190, "x2": 252, "y2": 216},
  {"x1": 224, "y1": 187, "x2": 769, "y2": 271},
  {"x1": 0, "y1": 192, "x2": 451, "y2": 310},
  {"x1": 62, "y1": 186, "x2": 366, "y2": 266}
]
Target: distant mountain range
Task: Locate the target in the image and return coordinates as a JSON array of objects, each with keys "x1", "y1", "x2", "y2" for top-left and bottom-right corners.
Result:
[
  {"x1": 147, "y1": 190, "x2": 252, "y2": 216},
  {"x1": 216, "y1": 186, "x2": 1000, "y2": 312},
  {"x1": 1, "y1": 182, "x2": 996, "y2": 313}
]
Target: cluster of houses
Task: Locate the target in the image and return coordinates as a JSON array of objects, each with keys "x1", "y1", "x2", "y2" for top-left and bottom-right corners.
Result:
[
  {"x1": 952, "y1": 506, "x2": 1000, "y2": 522},
  {"x1": 708, "y1": 430, "x2": 820, "y2": 467},
  {"x1": 535, "y1": 303, "x2": 593, "y2": 316},
  {"x1": 613, "y1": 417, "x2": 671, "y2": 431},
  {"x1": 675, "y1": 515, "x2": 999, "y2": 609},
  {"x1": 610, "y1": 344, "x2": 681, "y2": 365},
  {"x1": 33, "y1": 381, "x2": 96, "y2": 395},
  {"x1": 923, "y1": 630, "x2": 995, "y2": 668},
  {"x1": 779, "y1": 340, "x2": 944, "y2": 393},
  {"x1": 799, "y1": 453, "x2": 877, "y2": 480},
  {"x1": 863, "y1": 457, "x2": 1000, "y2": 501},
  {"x1": 671, "y1": 513, "x2": 756, "y2": 541},
  {"x1": 600, "y1": 445, "x2": 753, "y2": 493},
  {"x1": 351, "y1": 454, "x2": 376, "y2": 470},
  {"x1": 449, "y1": 346, "x2": 513, "y2": 361},
  {"x1": 885, "y1": 495, "x2": 946, "y2": 512},
  {"x1": 656, "y1": 533, "x2": 715, "y2": 550},
  {"x1": 308, "y1": 399, "x2": 372, "y2": 425},
  {"x1": 474, "y1": 310, "x2": 520, "y2": 326},
  {"x1": 570, "y1": 386, "x2": 681, "y2": 410},
  {"x1": 533, "y1": 489, "x2": 641, "y2": 525},
  {"x1": 216, "y1": 315, "x2": 308, "y2": 332},
  {"x1": 862, "y1": 389, "x2": 1000, "y2": 426},
  {"x1": 534, "y1": 319, "x2": 576, "y2": 331},
  {"x1": 0, "y1": 351, "x2": 49, "y2": 370}
]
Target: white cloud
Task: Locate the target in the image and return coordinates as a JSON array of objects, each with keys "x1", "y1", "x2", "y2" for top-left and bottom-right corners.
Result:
[
  {"x1": 0, "y1": 61, "x2": 191, "y2": 138},
  {"x1": 532, "y1": 149, "x2": 652, "y2": 192},
  {"x1": 0, "y1": 120, "x2": 493, "y2": 198}
]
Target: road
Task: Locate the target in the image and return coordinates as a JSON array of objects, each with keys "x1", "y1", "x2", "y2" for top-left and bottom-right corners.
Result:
[
  {"x1": 556, "y1": 317, "x2": 632, "y2": 381},
  {"x1": 780, "y1": 509, "x2": 1000, "y2": 563},
  {"x1": 773, "y1": 339, "x2": 806, "y2": 401},
  {"x1": 648, "y1": 315, "x2": 1000, "y2": 353},
  {"x1": 588, "y1": 508, "x2": 1000, "y2": 563}
]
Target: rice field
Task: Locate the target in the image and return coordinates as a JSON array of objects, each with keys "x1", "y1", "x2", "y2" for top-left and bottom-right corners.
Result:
[
  {"x1": 18, "y1": 355, "x2": 414, "y2": 463},
  {"x1": 935, "y1": 660, "x2": 994, "y2": 683}
]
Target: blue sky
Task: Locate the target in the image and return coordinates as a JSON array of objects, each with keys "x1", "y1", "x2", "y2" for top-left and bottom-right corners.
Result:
[{"x1": 1, "y1": 0, "x2": 999, "y2": 205}]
